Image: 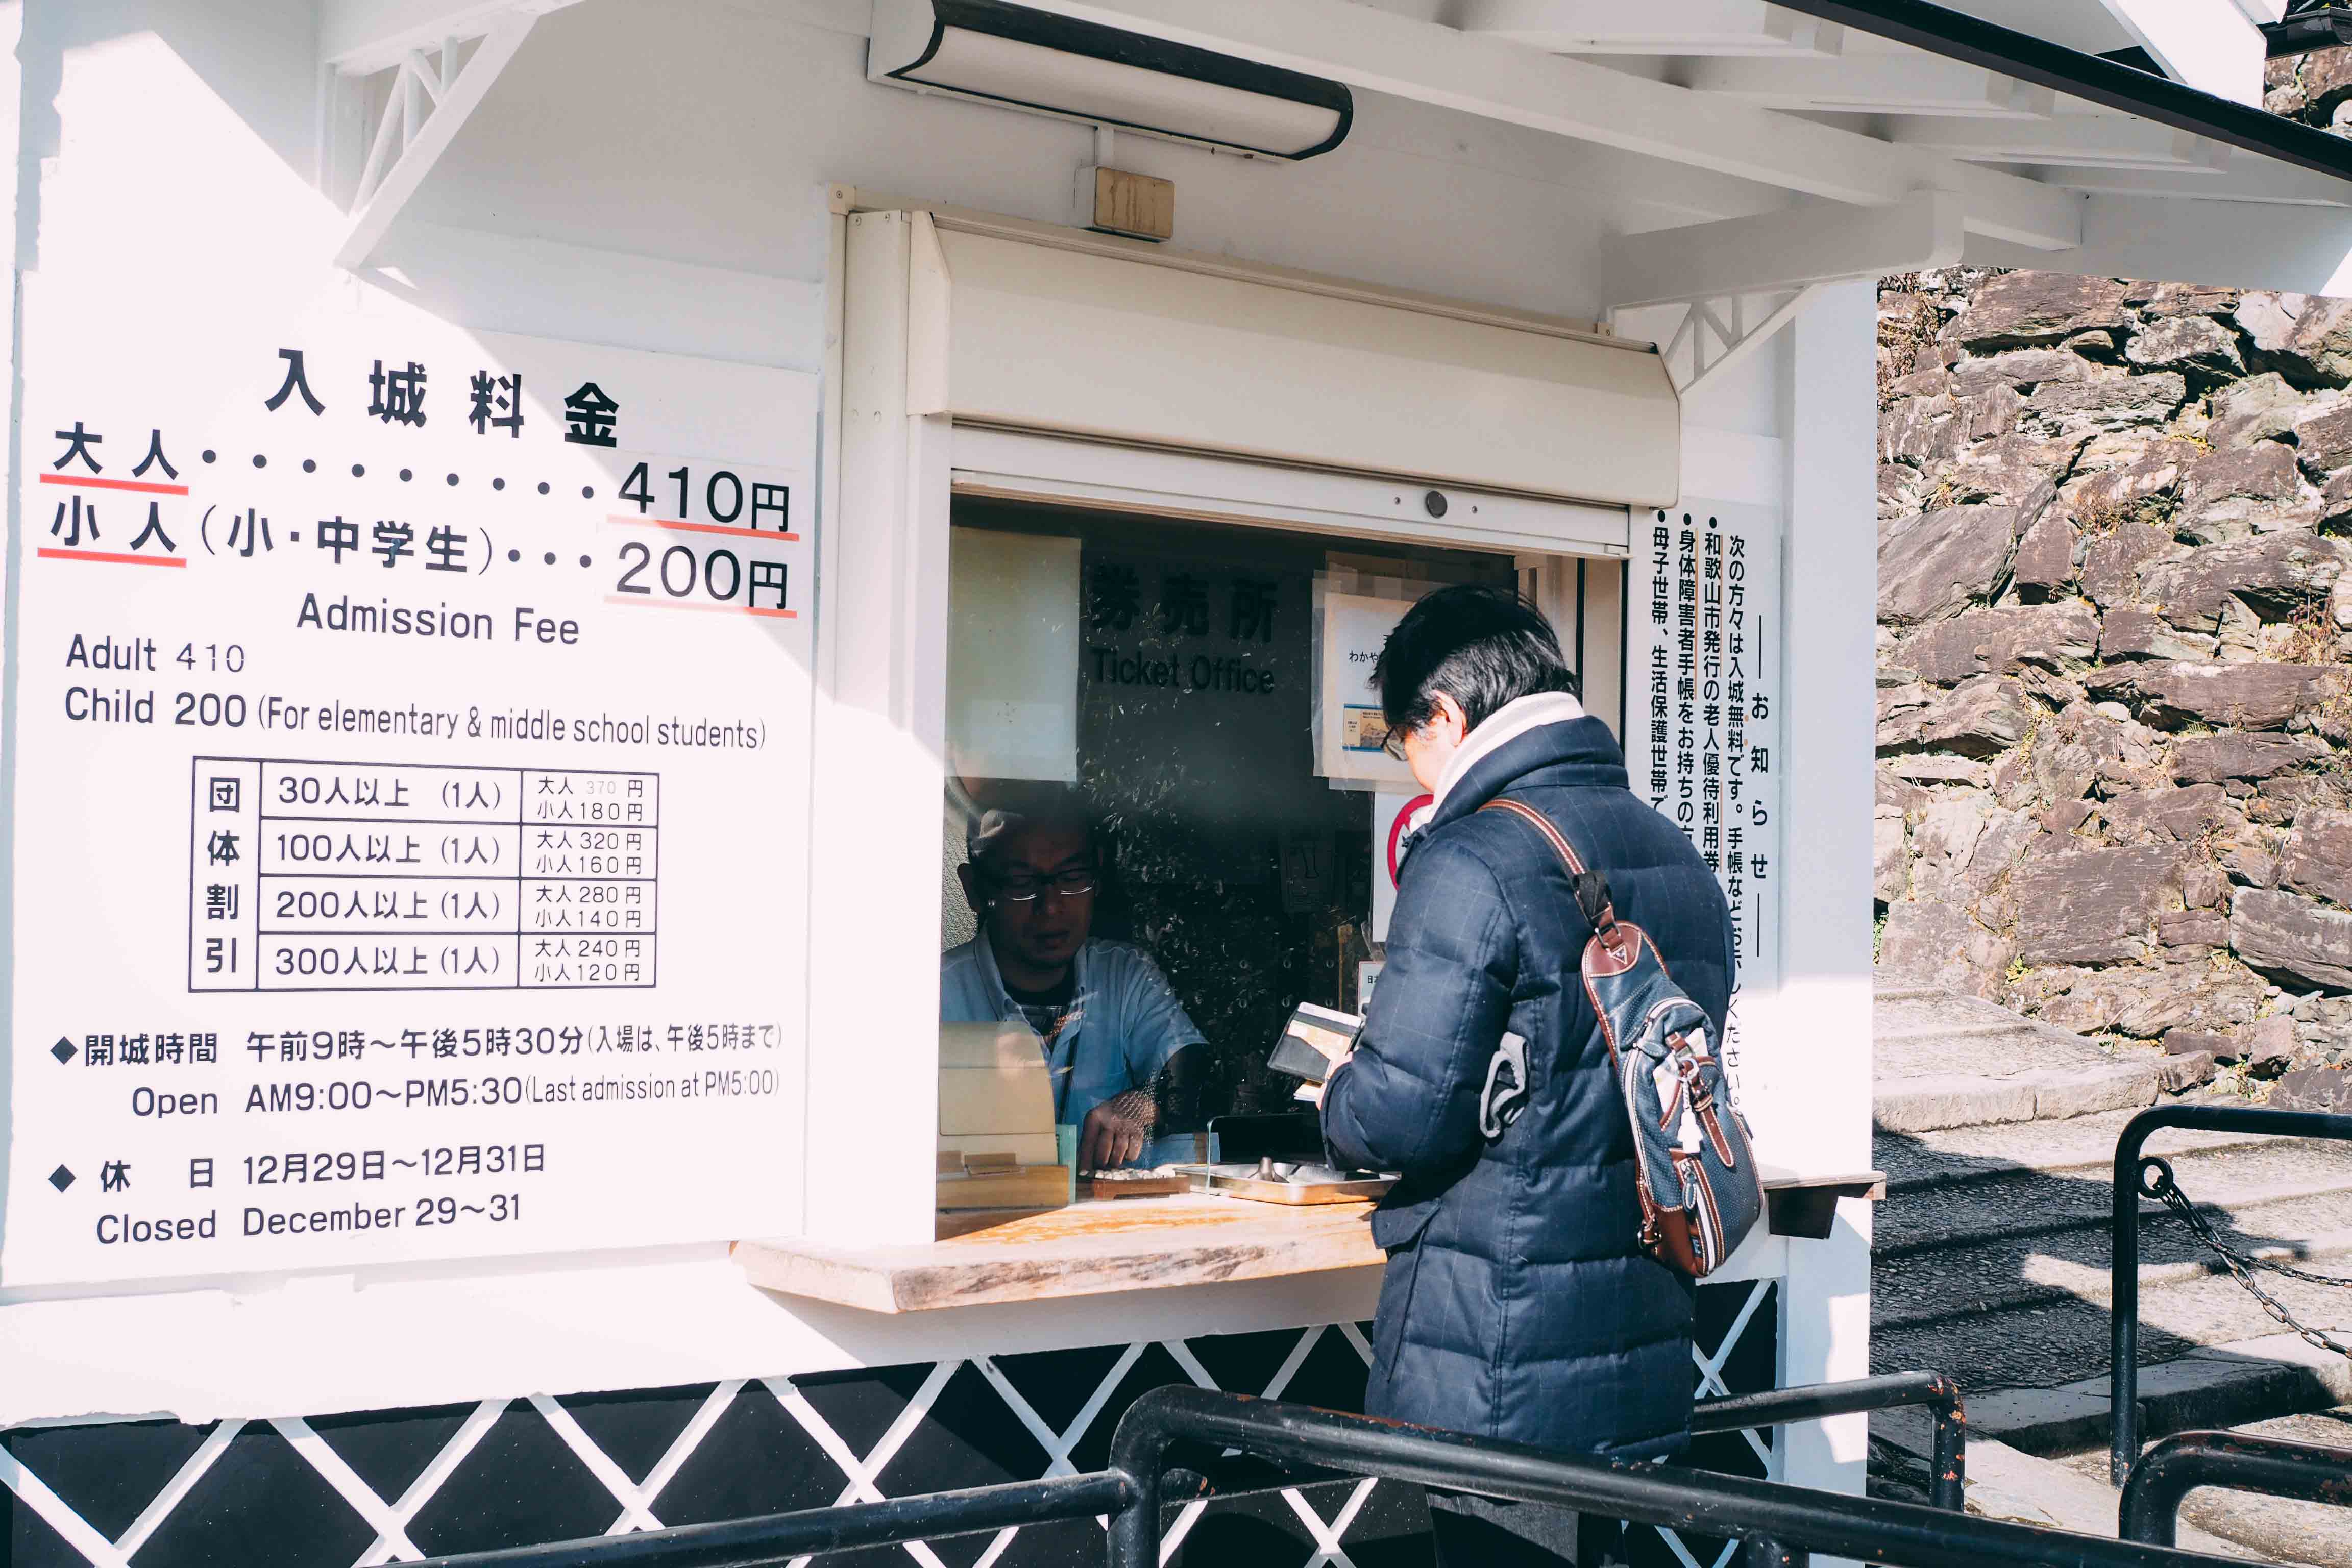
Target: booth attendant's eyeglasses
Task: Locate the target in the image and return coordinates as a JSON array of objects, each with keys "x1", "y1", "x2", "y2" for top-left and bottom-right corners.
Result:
[
  {"x1": 1380, "y1": 720, "x2": 1413, "y2": 761},
  {"x1": 990, "y1": 868, "x2": 1100, "y2": 902}
]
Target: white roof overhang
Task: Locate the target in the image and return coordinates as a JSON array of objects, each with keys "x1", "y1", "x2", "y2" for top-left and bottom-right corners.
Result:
[
  {"x1": 316, "y1": 0, "x2": 2352, "y2": 384},
  {"x1": 984, "y1": 0, "x2": 2352, "y2": 384}
]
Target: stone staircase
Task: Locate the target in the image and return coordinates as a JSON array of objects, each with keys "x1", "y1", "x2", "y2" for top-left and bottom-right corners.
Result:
[{"x1": 1869, "y1": 983, "x2": 2352, "y2": 1562}]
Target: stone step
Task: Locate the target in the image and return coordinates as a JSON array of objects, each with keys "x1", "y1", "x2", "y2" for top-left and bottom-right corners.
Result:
[
  {"x1": 1871, "y1": 1413, "x2": 2258, "y2": 1560},
  {"x1": 1875, "y1": 1020, "x2": 2055, "y2": 1046},
  {"x1": 1875, "y1": 1139, "x2": 2352, "y2": 1258},
  {"x1": 1881, "y1": 1195, "x2": 2352, "y2": 1284},
  {"x1": 1873, "y1": 1270, "x2": 2352, "y2": 1404},
  {"x1": 1876, "y1": 1226, "x2": 2352, "y2": 1332},
  {"x1": 1870, "y1": 984, "x2": 2194, "y2": 1131},
  {"x1": 1874, "y1": 1058, "x2": 2165, "y2": 1133},
  {"x1": 1873, "y1": 987, "x2": 2116, "y2": 1069},
  {"x1": 2121, "y1": 1407, "x2": 2352, "y2": 1566},
  {"x1": 1873, "y1": 987, "x2": 2058, "y2": 1026},
  {"x1": 1876, "y1": 1102, "x2": 2333, "y2": 1195},
  {"x1": 1868, "y1": 983, "x2": 2352, "y2": 1547},
  {"x1": 1875, "y1": 1166, "x2": 2352, "y2": 1314},
  {"x1": 1874, "y1": 1007, "x2": 2108, "y2": 1061},
  {"x1": 1958, "y1": 1332, "x2": 2352, "y2": 1458}
]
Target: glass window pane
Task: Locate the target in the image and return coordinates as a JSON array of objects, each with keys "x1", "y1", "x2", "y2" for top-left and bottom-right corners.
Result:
[{"x1": 940, "y1": 499, "x2": 1517, "y2": 1181}]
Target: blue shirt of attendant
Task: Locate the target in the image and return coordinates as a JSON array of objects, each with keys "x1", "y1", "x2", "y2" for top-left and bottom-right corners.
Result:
[{"x1": 940, "y1": 930, "x2": 1206, "y2": 1168}]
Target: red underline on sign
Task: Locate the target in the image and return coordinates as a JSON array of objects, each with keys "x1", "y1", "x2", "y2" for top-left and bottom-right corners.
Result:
[
  {"x1": 38, "y1": 548, "x2": 187, "y2": 568},
  {"x1": 39, "y1": 472, "x2": 192, "y2": 497},
  {"x1": 606, "y1": 513, "x2": 799, "y2": 543},
  {"x1": 604, "y1": 595, "x2": 795, "y2": 620}
]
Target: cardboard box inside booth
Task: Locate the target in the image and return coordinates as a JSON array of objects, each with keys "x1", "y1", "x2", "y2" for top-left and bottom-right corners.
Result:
[{"x1": 937, "y1": 1023, "x2": 1071, "y2": 1210}]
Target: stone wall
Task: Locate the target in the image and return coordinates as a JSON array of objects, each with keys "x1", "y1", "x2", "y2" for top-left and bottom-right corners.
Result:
[{"x1": 1874, "y1": 265, "x2": 2352, "y2": 1090}]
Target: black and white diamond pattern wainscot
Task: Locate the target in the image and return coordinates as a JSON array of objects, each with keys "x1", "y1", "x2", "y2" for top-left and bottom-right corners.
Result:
[{"x1": 0, "y1": 1288, "x2": 1777, "y2": 1568}]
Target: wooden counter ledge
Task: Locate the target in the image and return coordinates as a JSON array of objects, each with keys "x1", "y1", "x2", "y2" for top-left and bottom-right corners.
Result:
[
  {"x1": 732, "y1": 1168, "x2": 1883, "y2": 1314},
  {"x1": 735, "y1": 1194, "x2": 1379, "y2": 1313}
]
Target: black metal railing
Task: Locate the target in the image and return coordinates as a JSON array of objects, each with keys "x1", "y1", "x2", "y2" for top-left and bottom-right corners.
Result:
[
  {"x1": 394, "y1": 1371, "x2": 1966, "y2": 1568},
  {"x1": 405, "y1": 1472, "x2": 1135, "y2": 1568},
  {"x1": 2110, "y1": 1104, "x2": 2352, "y2": 1485},
  {"x1": 1106, "y1": 1385, "x2": 2240, "y2": 1568},
  {"x1": 1691, "y1": 1369, "x2": 1967, "y2": 1512},
  {"x1": 1164, "y1": 1369, "x2": 1973, "y2": 1518},
  {"x1": 2120, "y1": 1430, "x2": 2352, "y2": 1547}
]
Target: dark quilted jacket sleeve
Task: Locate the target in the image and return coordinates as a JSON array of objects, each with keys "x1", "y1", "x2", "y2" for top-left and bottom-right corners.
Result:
[{"x1": 1323, "y1": 832, "x2": 1516, "y2": 1177}]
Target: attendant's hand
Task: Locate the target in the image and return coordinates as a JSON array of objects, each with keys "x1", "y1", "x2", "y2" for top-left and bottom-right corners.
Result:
[
  {"x1": 1304, "y1": 1050, "x2": 1353, "y2": 1106},
  {"x1": 1079, "y1": 1089, "x2": 1155, "y2": 1171}
]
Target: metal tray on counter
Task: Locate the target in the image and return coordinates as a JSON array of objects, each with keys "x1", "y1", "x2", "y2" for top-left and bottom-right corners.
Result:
[{"x1": 1180, "y1": 1163, "x2": 1394, "y2": 1205}]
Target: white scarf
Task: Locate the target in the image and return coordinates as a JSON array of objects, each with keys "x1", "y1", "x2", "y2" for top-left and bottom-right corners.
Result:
[{"x1": 1409, "y1": 690, "x2": 1589, "y2": 834}]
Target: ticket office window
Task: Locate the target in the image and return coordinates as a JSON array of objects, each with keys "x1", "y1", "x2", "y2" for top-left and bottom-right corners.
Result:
[{"x1": 940, "y1": 498, "x2": 1528, "y2": 1146}]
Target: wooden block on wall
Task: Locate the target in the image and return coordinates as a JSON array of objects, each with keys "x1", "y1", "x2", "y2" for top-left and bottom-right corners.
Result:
[{"x1": 1091, "y1": 167, "x2": 1174, "y2": 242}]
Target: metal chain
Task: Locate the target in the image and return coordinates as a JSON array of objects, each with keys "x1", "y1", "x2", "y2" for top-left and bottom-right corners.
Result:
[{"x1": 2142, "y1": 1156, "x2": 2352, "y2": 1360}]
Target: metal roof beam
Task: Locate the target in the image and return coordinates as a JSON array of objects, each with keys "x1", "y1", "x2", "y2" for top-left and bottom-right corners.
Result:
[
  {"x1": 1012, "y1": 0, "x2": 2084, "y2": 248},
  {"x1": 1450, "y1": 0, "x2": 1844, "y2": 55},
  {"x1": 320, "y1": 0, "x2": 583, "y2": 75},
  {"x1": 1680, "y1": 284, "x2": 1828, "y2": 398},
  {"x1": 1771, "y1": 0, "x2": 2352, "y2": 187},
  {"x1": 1677, "y1": 52, "x2": 2054, "y2": 115},
  {"x1": 335, "y1": 10, "x2": 538, "y2": 269},
  {"x1": 2022, "y1": 160, "x2": 2352, "y2": 205},
  {"x1": 1879, "y1": 113, "x2": 2230, "y2": 169},
  {"x1": 1602, "y1": 189, "x2": 1963, "y2": 309}
]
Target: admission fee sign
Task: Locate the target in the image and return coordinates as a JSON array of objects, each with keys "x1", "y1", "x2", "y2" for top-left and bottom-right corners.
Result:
[{"x1": 4, "y1": 282, "x2": 816, "y2": 1286}]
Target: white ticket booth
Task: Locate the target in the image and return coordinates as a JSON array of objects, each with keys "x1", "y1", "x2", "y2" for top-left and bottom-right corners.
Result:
[{"x1": 0, "y1": 2, "x2": 2342, "y2": 1565}]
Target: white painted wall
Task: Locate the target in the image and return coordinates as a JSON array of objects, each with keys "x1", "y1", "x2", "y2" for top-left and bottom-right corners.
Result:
[
  {"x1": 1971, "y1": 192, "x2": 2352, "y2": 298},
  {"x1": 0, "y1": 0, "x2": 1834, "y2": 1426},
  {"x1": 1772, "y1": 280, "x2": 1881, "y2": 1512},
  {"x1": 1633, "y1": 288, "x2": 1878, "y2": 1512}
]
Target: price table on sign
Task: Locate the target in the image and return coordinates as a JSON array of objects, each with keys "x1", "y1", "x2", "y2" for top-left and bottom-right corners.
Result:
[{"x1": 188, "y1": 758, "x2": 659, "y2": 992}]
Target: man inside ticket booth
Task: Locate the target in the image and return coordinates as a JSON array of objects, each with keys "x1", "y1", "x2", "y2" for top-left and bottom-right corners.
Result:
[{"x1": 942, "y1": 789, "x2": 1208, "y2": 1171}]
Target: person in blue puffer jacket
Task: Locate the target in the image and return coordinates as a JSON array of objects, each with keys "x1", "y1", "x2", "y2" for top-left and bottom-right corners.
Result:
[{"x1": 1319, "y1": 584, "x2": 1735, "y2": 1568}]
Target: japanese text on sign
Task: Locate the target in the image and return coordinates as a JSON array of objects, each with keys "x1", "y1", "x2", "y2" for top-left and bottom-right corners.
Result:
[{"x1": 1633, "y1": 502, "x2": 1782, "y2": 1077}]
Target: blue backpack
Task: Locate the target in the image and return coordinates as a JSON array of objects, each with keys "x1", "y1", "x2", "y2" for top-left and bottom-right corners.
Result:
[{"x1": 1480, "y1": 799, "x2": 1763, "y2": 1277}]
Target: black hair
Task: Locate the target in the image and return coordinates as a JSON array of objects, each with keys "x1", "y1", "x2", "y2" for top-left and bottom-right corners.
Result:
[
  {"x1": 1372, "y1": 583, "x2": 1580, "y2": 734},
  {"x1": 964, "y1": 781, "x2": 1098, "y2": 869}
]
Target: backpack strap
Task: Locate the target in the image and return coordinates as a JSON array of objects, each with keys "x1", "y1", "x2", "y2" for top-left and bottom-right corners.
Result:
[{"x1": 1478, "y1": 798, "x2": 1619, "y2": 939}]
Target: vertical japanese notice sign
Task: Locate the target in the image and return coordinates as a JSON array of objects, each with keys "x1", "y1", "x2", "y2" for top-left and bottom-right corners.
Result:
[
  {"x1": 4, "y1": 284, "x2": 815, "y2": 1285},
  {"x1": 1630, "y1": 501, "x2": 1782, "y2": 1083}
]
